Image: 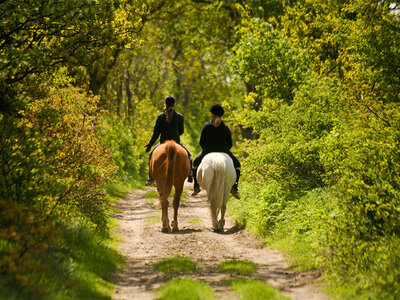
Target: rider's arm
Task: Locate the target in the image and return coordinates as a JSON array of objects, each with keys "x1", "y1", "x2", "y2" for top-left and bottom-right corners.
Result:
[
  {"x1": 199, "y1": 124, "x2": 208, "y2": 150},
  {"x1": 226, "y1": 125, "x2": 233, "y2": 150},
  {"x1": 179, "y1": 115, "x2": 184, "y2": 136},
  {"x1": 146, "y1": 115, "x2": 162, "y2": 147}
]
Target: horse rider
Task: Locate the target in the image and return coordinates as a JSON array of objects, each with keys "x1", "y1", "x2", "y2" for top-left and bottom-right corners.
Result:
[
  {"x1": 191, "y1": 104, "x2": 241, "y2": 199},
  {"x1": 144, "y1": 95, "x2": 193, "y2": 186}
]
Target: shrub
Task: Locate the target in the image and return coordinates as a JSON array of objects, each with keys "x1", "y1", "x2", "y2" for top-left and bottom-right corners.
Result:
[{"x1": 0, "y1": 82, "x2": 115, "y2": 295}]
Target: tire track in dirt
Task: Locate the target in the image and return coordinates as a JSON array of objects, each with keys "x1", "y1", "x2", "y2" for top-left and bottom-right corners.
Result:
[{"x1": 112, "y1": 181, "x2": 330, "y2": 300}]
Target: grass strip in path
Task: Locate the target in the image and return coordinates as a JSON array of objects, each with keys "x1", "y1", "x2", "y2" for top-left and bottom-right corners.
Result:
[
  {"x1": 217, "y1": 259, "x2": 258, "y2": 276},
  {"x1": 228, "y1": 278, "x2": 290, "y2": 300},
  {"x1": 156, "y1": 278, "x2": 214, "y2": 300},
  {"x1": 154, "y1": 255, "x2": 197, "y2": 275}
]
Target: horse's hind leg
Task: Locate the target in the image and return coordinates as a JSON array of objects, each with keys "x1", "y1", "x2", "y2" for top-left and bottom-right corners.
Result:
[
  {"x1": 218, "y1": 201, "x2": 227, "y2": 232},
  {"x1": 218, "y1": 194, "x2": 230, "y2": 232},
  {"x1": 210, "y1": 202, "x2": 221, "y2": 232},
  {"x1": 161, "y1": 198, "x2": 171, "y2": 233},
  {"x1": 171, "y1": 184, "x2": 183, "y2": 232}
]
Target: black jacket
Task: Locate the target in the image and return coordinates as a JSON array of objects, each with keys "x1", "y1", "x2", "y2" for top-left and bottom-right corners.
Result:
[
  {"x1": 147, "y1": 111, "x2": 184, "y2": 147},
  {"x1": 199, "y1": 121, "x2": 232, "y2": 152}
]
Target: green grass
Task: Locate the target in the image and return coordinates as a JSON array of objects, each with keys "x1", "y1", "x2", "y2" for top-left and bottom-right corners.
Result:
[
  {"x1": 228, "y1": 279, "x2": 289, "y2": 300},
  {"x1": 0, "y1": 221, "x2": 125, "y2": 300},
  {"x1": 189, "y1": 218, "x2": 202, "y2": 223},
  {"x1": 58, "y1": 221, "x2": 125, "y2": 299},
  {"x1": 106, "y1": 179, "x2": 140, "y2": 198},
  {"x1": 144, "y1": 190, "x2": 159, "y2": 203},
  {"x1": 181, "y1": 188, "x2": 188, "y2": 201},
  {"x1": 156, "y1": 278, "x2": 214, "y2": 300},
  {"x1": 270, "y1": 237, "x2": 319, "y2": 270},
  {"x1": 154, "y1": 255, "x2": 197, "y2": 275},
  {"x1": 144, "y1": 189, "x2": 188, "y2": 204},
  {"x1": 217, "y1": 259, "x2": 258, "y2": 276},
  {"x1": 146, "y1": 216, "x2": 161, "y2": 224}
]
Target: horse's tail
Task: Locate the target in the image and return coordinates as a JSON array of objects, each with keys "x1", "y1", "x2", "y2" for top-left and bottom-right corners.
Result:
[
  {"x1": 209, "y1": 158, "x2": 225, "y2": 214},
  {"x1": 164, "y1": 141, "x2": 177, "y2": 196}
]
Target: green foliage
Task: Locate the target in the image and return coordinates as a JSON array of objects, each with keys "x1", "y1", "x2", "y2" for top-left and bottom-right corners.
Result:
[
  {"x1": 229, "y1": 279, "x2": 289, "y2": 300},
  {"x1": 217, "y1": 259, "x2": 258, "y2": 276},
  {"x1": 229, "y1": 3, "x2": 400, "y2": 298},
  {"x1": 99, "y1": 113, "x2": 148, "y2": 186},
  {"x1": 156, "y1": 278, "x2": 214, "y2": 300},
  {"x1": 340, "y1": 1, "x2": 400, "y2": 104},
  {"x1": 279, "y1": 0, "x2": 347, "y2": 78},
  {"x1": 0, "y1": 0, "x2": 119, "y2": 85},
  {"x1": 0, "y1": 221, "x2": 124, "y2": 299},
  {"x1": 144, "y1": 190, "x2": 160, "y2": 203},
  {"x1": 189, "y1": 218, "x2": 202, "y2": 224},
  {"x1": 2, "y1": 0, "x2": 400, "y2": 298},
  {"x1": 58, "y1": 223, "x2": 125, "y2": 299},
  {"x1": 229, "y1": 182, "x2": 293, "y2": 238},
  {"x1": 320, "y1": 105, "x2": 400, "y2": 297},
  {"x1": 231, "y1": 19, "x2": 310, "y2": 105},
  {"x1": 154, "y1": 255, "x2": 197, "y2": 275},
  {"x1": 146, "y1": 216, "x2": 161, "y2": 224},
  {"x1": 0, "y1": 71, "x2": 118, "y2": 297},
  {"x1": 269, "y1": 188, "x2": 336, "y2": 270}
]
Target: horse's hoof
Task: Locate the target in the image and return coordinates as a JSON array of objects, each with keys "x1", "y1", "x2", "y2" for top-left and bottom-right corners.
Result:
[
  {"x1": 162, "y1": 227, "x2": 171, "y2": 233},
  {"x1": 218, "y1": 219, "x2": 225, "y2": 229},
  {"x1": 213, "y1": 227, "x2": 222, "y2": 233},
  {"x1": 171, "y1": 221, "x2": 179, "y2": 232}
]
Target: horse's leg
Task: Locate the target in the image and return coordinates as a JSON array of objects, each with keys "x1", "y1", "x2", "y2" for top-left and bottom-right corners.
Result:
[
  {"x1": 218, "y1": 198, "x2": 227, "y2": 232},
  {"x1": 161, "y1": 197, "x2": 171, "y2": 233},
  {"x1": 210, "y1": 198, "x2": 221, "y2": 232},
  {"x1": 171, "y1": 184, "x2": 183, "y2": 232}
]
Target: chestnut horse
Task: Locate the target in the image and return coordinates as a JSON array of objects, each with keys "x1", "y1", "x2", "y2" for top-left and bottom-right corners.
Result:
[
  {"x1": 150, "y1": 140, "x2": 190, "y2": 232},
  {"x1": 197, "y1": 152, "x2": 236, "y2": 232}
]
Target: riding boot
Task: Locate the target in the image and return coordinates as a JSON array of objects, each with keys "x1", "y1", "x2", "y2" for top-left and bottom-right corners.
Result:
[
  {"x1": 146, "y1": 156, "x2": 154, "y2": 186},
  {"x1": 230, "y1": 169, "x2": 240, "y2": 199},
  {"x1": 187, "y1": 157, "x2": 193, "y2": 183},
  {"x1": 146, "y1": 171, "x2": 154, "y2": 186},
  {"x1": 191, "y1": 168, "x2": 200, "y2": 196}
]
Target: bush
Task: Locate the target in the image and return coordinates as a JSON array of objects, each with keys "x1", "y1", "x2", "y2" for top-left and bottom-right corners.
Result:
[
  {"x1": 321, "y1": 104, "x2": 400, "y2": 297},
  {"x1": 0, "y1": 81, "x2": 116, "y2": 296},
  {"x1": 98, "y1": 113, "x2": 148, "y2": 188}
]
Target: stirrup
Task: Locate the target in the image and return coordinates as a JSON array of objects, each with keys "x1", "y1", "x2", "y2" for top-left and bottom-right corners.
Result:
[{"x1": 191, "y1": 184, "x2": 200, "y2": 196}]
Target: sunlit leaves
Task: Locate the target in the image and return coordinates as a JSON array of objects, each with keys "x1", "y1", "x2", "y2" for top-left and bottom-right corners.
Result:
[
  {"x1": 0, "y1": 70, "x2": 116, "y2": 294},
  {"x1": 231, "y1": 18, "x2": 310, "y2": 107}
]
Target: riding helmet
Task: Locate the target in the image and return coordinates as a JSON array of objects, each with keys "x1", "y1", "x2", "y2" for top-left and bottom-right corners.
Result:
[{"x1": 210, "y1": 104, "x2": 224, "y2": 117}]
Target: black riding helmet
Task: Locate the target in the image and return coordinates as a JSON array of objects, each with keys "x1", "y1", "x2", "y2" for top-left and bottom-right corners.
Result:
[{"x1": 210, "y1": 104, "x2": 224, "y2": 117}]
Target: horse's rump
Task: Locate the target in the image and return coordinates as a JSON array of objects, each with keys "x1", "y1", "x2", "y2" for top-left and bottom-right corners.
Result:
[
  {"x1": 151, "y1": 141, "x2": 190, "y2": 194},
  {"x1": 206, "y1": 155, "x2": 226, "y2": 209}
]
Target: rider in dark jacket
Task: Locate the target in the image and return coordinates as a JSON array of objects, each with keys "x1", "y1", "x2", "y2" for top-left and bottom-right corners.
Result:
[
  {"x1": 145, "y1": 95, "x2": 192, "y2": 185},
  {"x1": 191, "y1": 104, "x2": 240, "y2": 199}
]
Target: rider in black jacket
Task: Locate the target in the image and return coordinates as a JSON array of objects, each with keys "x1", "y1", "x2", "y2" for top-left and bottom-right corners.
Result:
[
  {"x1": 191, "y1": 104, "x2": 240, "y2": 199},
  {"x1": 144, "y1": 95, "x2": 192, "y2": 185}
]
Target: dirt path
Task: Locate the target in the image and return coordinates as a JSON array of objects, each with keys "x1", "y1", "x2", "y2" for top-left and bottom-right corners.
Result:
[{"x1": 112, "y1": 182, "x2": 329, "y2": 300}]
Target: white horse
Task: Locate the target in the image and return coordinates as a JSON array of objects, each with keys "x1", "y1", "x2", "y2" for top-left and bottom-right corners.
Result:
[{"x1": 197, "y1": 152, "x2": 236, "y2": 232}]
